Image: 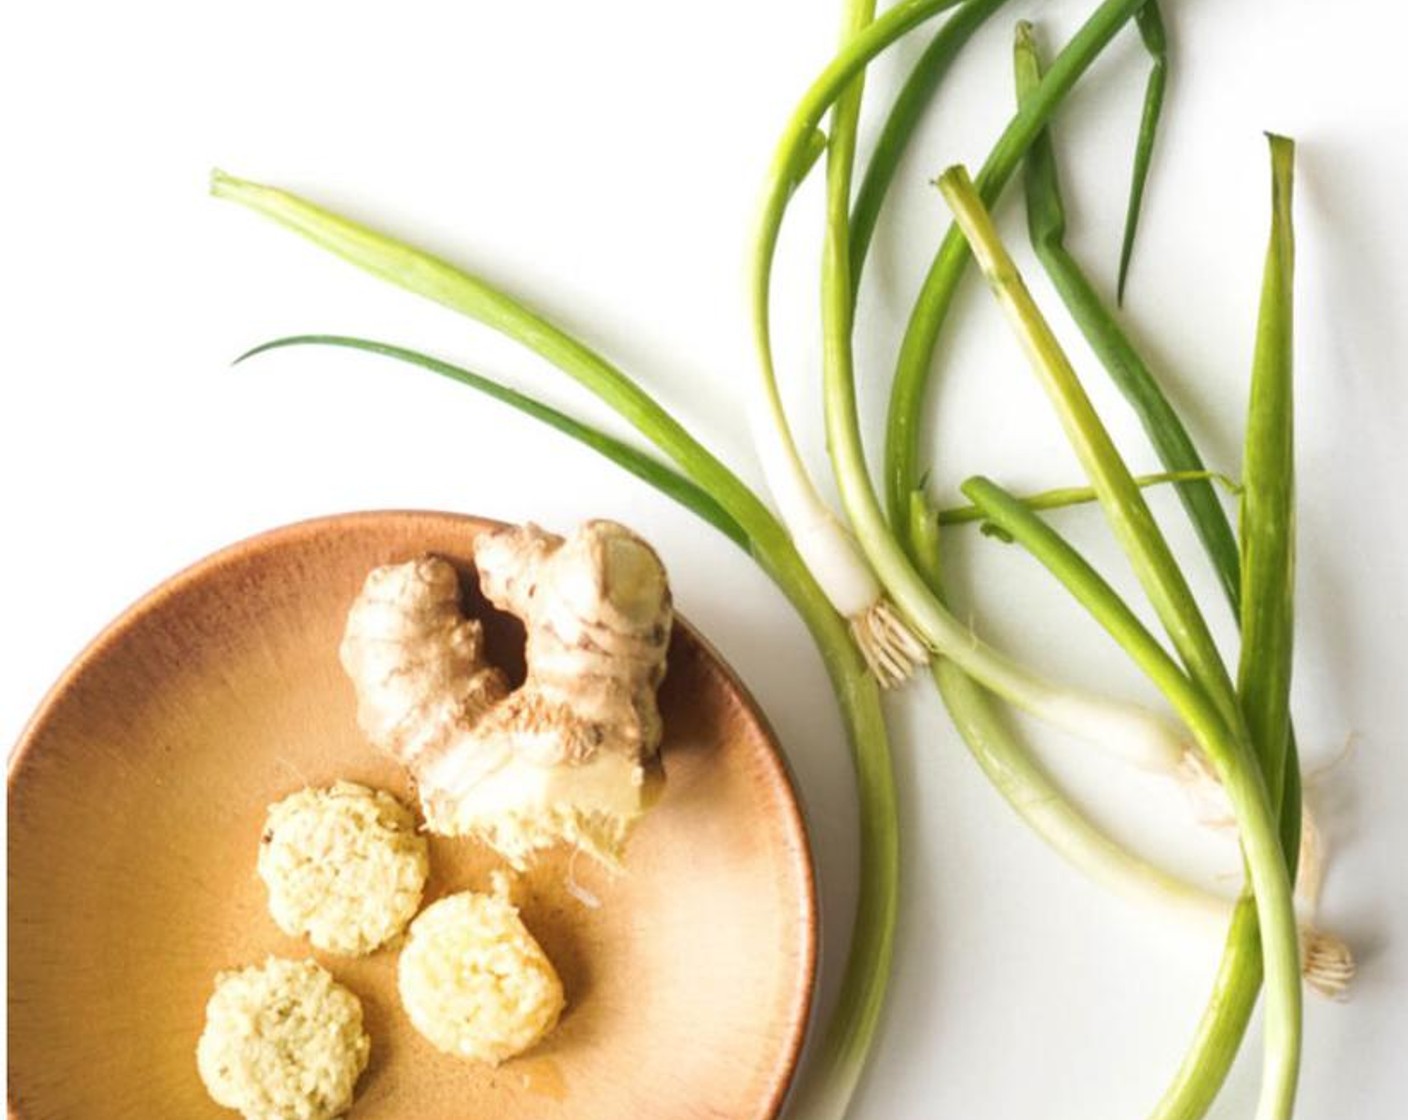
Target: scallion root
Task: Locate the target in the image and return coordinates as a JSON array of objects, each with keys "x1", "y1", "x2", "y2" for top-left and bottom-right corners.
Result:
[
  {"x1": 849, "y1": 597, "x2": 930, "y2": 688},
  {"x1": 1176, "y1": 748, "x2": 1238, "y2": 829},
  {"x1": 1300, "y1": 927, "x2": 1356, "y2": 1000}
]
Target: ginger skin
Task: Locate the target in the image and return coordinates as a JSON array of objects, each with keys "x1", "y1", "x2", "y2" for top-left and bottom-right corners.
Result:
[
  {"x1": 340, "y1": 521, "x2": 672, "y2": 867},
  {"x1": 339, "y1": 558, "x2": 509, "y2": 773},
  {"x1": 471, "y1": 521, "x2": 671, "y2": 768}
]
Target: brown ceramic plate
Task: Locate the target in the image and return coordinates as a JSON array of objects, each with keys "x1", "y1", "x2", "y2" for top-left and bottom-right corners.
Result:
[{"x1": 7, "y1": 511, "x2": 816, "y2": 1120}]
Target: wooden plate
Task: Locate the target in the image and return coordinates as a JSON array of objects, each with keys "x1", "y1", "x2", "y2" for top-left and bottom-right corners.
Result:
[{"x1": 7, "y1": 511, "x2": 816, "y2": 1120}]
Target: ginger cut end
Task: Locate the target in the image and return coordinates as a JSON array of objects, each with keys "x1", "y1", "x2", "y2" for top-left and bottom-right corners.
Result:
[{"x1": 418, "y1": 748, "x2": 649, "y2": 870}]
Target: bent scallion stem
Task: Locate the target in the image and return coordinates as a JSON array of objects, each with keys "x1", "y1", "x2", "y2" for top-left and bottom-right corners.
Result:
[
  {"x1": 751, "y1": 0, "x2": 980, "y2": 688},
  {"x1": 1014, "y1": 27, "x2": 1325, "y2": 1099},
  {"x1": 938, "y1": 166, "x2": 1240, "y2": 732},
  {"x1": 884, "y1": 0, "x2": 1147, "y2": 536},
  {"x1": 753, "y1": 0, "x2": 967, "y2": 352},
  {"x1": 803, "y1": 3, "x2": 1279, "y2": 1014},
  {"x1": 1115, "y1": 0, "x2": 1169, "y2": 304},
  {"x1": 816, "y1": 6, "x2": 1295, "y2": 1042},
  {"x1": 214, "y1": 173, "x2": 898, "y2": 1120},
  {"x1": 954, "y1": 477, "x2": 1274, "y2": 1118},
  {"x1": 937, "y1": 468, "x2": 1238, "y2": 526},
  {"x1": 1014, "y1": 40, "x2": 1306, "y2": 880},
  {"x1": 833, "y1": 16, "x2": 1299, "y2": 1036},
  {"x1": 1017, "y1": 24, "x2": 1242, "y2": 616},
  {"x1": 748, "y1": 0, "x2": 1189, "y2": 773},
  {"x1": 830, "y1": 0, "x2": 1274, "y2": 943},
  {"x1": 849, "y1": 0, "x2": 1010, "y2": 286},
  {"x1": 798, "y1": 0, "x2": 933, "y2": 695},
  {"x1": 821, "y1": 273, "x2": 1189, "y2": 771},
  {"x1": 927, "y1": 656, "x2": 1231, "y2": 926},
  {"x1": 812, "y1": 103, "x2": 1192, "y2": 774},
  {"x1": 211, "y1": 172, "x2": 789, "y2": 562},
  {"x1": 936, "y1": 167, "x2": 1302, "y2": 1120},
  {"x1": 958, "y1": 477, "x2": 1225, "y2": 735},
  {"x1": 771, "y1": 3, "x2": 907, "y2": 1115}
]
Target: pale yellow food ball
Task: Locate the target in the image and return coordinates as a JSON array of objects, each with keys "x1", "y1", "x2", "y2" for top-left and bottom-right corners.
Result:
[
  {"x1": 196, "y1": 956, "x2": 369, "y2": 1120},
  {"x1": 397, "y1": 889, "x2": 565, "y2": 1064},
  {"x1": 258, "y1": 781, "x2": 429, "y2": 955}
]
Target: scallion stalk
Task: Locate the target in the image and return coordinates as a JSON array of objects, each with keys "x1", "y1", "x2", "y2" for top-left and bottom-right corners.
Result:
[
  {"x1": 1011, "y1": 18, "x2": 1316, "y2": 869},
  {"x1": 908, "y1": 502, "x2": 1233, "y2": 939},
  {"x1": 938, "y1": 165, "x2": 1242, "y2": 733},
  {"x1": 1016, "y1": 21, "x2": 1242, "y2": 616},
  {"x1": 833, "y1": 0, "x2": 1278, "y2": 948},
  {"x1": 849, "y1": 0, "x2": 1011, "y2": 285},
  {"x1": 953, "y1": 476, "x2": 1286, "y2": 1117},
  {"x1": 755, "y1": 0, "x2": 1193, "y2": 773},
  {"x1": 750, "y1": 0, "x2": 982, "y2": 687},
  {"x1": 1013, "y1": 26, "x2": 1347, "y2": 1100},
  {"x1": 1014, "y1": 15, "x2": 1322, "y2": 925},
  {"x1": 1115, "y1": 0, "x2": 1169, "y2": 303},
  {"x1": 936, "y1": 469, "x2": 1238, "y2": 526},
  {"x1": 1238, "y1": 134, "x2": 1298, "y2": 835},
  {"x1": 210, "y1": 172, "x2": 776, "y2": 545},
  {"x1": 936, "y1": 166, "x2": 1302, "y2": 1120},
  {"x1": 884, "y1": 0, "x2": 1147, "y2": 536},
  {"x1": 1016, "y1": 19, "x2": 1340, "y2": 972}
]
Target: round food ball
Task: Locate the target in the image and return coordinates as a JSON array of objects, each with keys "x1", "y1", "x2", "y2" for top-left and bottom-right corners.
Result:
[
  {"x1": 258, "y1": 781, "x2": 429, "y2": 955},
  {"x1": 196, "y1": 956, "x2": 370, "y2": 1120},
  {"x1": 397, "y1": 890, "x2": 565, "y2": 1064}
]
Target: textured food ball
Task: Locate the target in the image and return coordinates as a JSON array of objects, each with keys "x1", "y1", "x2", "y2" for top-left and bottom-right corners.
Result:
[
  {"x1": 258, "y1": 781, "x2": 429, "y2": 955},
  {"x1": 196, "y1": 957, "x2": 370, "y2": 1120},
  {"x1": 398, "y1": 890, "x2": 565, "y2": 1064}
]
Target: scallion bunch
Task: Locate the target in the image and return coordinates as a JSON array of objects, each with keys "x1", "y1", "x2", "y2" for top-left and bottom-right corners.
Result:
[{"x1": 213, "y1": 3, "x2": 1348, "y2": 1117}]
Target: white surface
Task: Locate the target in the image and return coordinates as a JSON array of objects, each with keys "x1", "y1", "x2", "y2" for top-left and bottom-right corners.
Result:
[{"x1": 3, "y1": 1, "x2": 1405, "y2": 1116}]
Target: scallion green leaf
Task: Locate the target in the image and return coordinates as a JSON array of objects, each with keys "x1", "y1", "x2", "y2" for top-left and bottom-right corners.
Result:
[
  {"x1": 1016, "y1": 22, "x2": 1242, "y2": 615},
  {"x1": 210, "y1": 170, "x2": 776, "y2": 553},
  {"x1": 236, "y1": 335, "x2": 751, "y2": 551},
  {"x1": 1238, "y1": 134, "x2": 1301, "y2": 859},
  {"x1": 938, "y1": 164, "x2": 1302, "y2": 1120},
  {"x1": 938, "y1": 468, "x2": 1238, "y2": 525},
  {"x1": 849, "y1": 0, "x2": 1010, "y2": 286},
  {"x1": 884, "y1": 0, "x2": 1149, "y2": 534},
  {"x1": 1115, "y1": 1, "x2": 1168, "y2": 303}
]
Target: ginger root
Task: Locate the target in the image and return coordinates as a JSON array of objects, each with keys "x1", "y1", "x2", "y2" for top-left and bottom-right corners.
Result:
[{"x1": 340, "y1": 520, "x2": 672, "y2": 867}]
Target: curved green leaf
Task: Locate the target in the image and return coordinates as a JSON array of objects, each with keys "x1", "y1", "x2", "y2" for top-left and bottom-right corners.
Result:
[{"x1": 236, "y1": 335, "x2": 750, "y2": 550}]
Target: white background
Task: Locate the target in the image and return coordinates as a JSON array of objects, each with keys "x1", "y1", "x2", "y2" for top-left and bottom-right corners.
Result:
[{"x1": 3, "y1": 0, "x2": 1405, "y2": 1116}]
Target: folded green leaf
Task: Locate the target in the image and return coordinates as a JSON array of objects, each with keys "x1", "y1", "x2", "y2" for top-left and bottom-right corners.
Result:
[
  {"x1": 1115, "y1": 1, "x2": 1168, "y2": 303},
  {"x1": 1016, "y1": 23, "x2": 1242, "y2": 615},
  {"x1": 1238, "y1": 134, "x2": 1299, "y2": 838}
]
